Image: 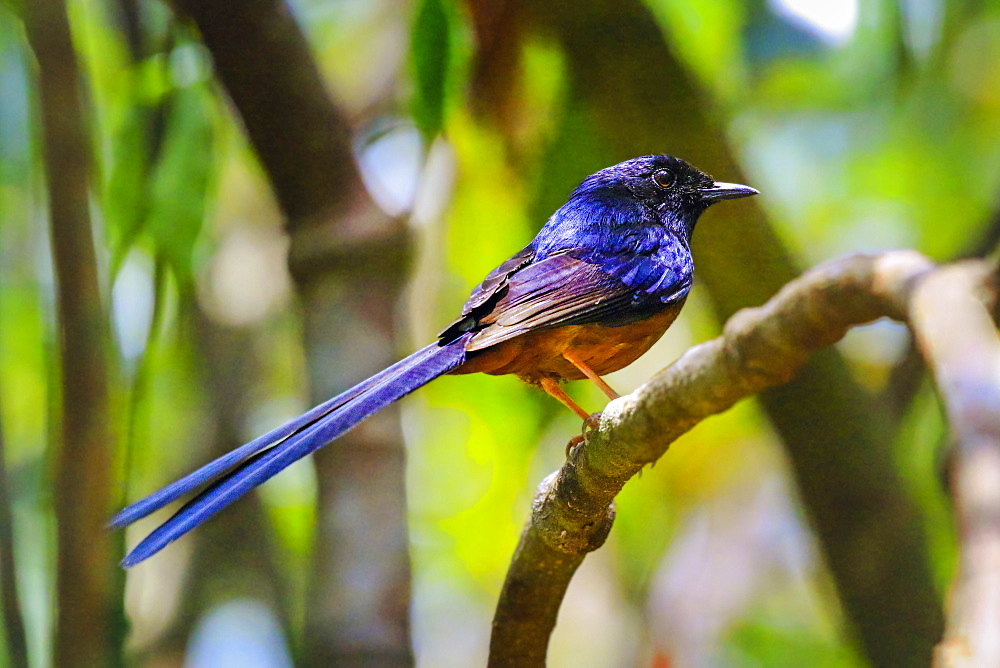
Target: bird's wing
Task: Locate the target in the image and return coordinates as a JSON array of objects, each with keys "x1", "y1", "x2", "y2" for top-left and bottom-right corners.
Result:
[
  {"x1": 438, "y1": 244, "x2": 536, "y2": 342},
  {"x1": 462, "y1": 244, "x2": 537, "y2": 313},
  {"x1": 464, "y1": 251, "x2": 690, "y2": 351}
]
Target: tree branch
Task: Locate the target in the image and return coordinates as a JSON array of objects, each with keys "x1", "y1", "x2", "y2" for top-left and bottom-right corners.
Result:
[
  {"x1": 881, "y1": 192, "x2": 1000, "y2": 419},
  {"x1": 910, "y1": 264, "x2": 1000, "y2": 667},
  {"x1": 491, "y1": 251, "x2": 964, "y2": 666}
]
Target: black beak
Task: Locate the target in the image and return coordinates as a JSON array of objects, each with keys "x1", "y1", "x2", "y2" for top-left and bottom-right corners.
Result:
[{"x1": 699, "y1": 181, "x2": 759, "y2": 202}]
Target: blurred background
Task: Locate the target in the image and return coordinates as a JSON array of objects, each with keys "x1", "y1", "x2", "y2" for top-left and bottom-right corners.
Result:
[{"x1": 2, "y1": 0, "x2": 1000, "y2": 665}]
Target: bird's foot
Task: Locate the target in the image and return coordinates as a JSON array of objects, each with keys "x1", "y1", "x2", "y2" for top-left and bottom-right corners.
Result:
[
  {"x1": 565, "y1": 434, "x2": 585, "y2": 457},
  {"x1": 565, "y1": 412, "x2": 604, "y2": 457},
  {"x1": 582, "y1": 411, "x2": 603, "y2": 434}
]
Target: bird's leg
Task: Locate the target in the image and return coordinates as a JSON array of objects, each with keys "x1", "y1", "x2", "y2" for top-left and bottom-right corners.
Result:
[
  {"x1": 540, "y1": 377, "x2": 605, "y2": 457},
  {"x1": 539, "y1": 377, "x2": 590, "y2": 420},
  {"x1": 562, "y1": 351, "x2": 620, "y2": 400}
]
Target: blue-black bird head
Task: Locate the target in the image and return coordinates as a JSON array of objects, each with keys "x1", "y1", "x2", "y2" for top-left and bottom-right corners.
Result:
[{"x1": 573, "y1": 154, "x2": 758, "y2": 232}]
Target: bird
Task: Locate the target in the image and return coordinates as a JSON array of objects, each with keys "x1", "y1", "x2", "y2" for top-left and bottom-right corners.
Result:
[{"x1": 112, "y1": 154, "x2": 757, "y2": 566}]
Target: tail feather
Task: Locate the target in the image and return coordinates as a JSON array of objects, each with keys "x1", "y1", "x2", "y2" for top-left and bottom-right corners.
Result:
[
  {"x1": 110, "y1": 341, "x2": 449, "y2": 529},
  {"x1": 117, "y1": 337, "x2": 469, "y2": 567}
]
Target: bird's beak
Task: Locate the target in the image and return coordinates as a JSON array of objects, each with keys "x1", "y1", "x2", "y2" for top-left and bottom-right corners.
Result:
[{"x1": 700, "y1": 181, "x2": 759, "y2": 202}]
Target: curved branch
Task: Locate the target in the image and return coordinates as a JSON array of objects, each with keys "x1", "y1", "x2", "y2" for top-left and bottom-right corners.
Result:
[
  {"x1": 491, "y1": 251, "x2": 948, "y2": 666},
  {"x1": 911, "y1": 264, "x2": 1000, "y2": 667},
  {"x1": 881, "y1": 193, "x2": 1000, "y2": 418}
]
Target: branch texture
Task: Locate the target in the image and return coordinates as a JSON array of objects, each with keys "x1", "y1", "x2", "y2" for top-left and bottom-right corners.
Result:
[
  {"x1": 491, "y1": 251, "x2": 959, "y2": 666},
  {"x1": 911, "y1": 264, "x2": 1000, "y2": 667}
]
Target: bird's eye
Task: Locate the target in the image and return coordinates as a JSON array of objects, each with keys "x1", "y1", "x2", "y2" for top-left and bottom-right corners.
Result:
[{"x1": 652, "y1": 169, "x2": 675, "y2": 188}]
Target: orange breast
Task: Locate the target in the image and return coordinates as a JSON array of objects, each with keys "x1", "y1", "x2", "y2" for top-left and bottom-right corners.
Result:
[{"x1": 452, "y1": 302, "x2": 684, "y2": 383}]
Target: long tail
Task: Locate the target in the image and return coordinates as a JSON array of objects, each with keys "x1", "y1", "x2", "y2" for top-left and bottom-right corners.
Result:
[{"x1": 113, "y1": 335, "x2": 470, "y2": 567}]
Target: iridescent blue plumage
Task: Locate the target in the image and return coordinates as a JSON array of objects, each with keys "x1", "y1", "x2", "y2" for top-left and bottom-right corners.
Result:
[{"x1": 113, "y1": 155, "x2": 757, "y2": 566}]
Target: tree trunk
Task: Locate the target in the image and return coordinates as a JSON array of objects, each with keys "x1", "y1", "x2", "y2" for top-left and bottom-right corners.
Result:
[{"x1": 174, "y1": 1, "x2": 415, "y2": 662}]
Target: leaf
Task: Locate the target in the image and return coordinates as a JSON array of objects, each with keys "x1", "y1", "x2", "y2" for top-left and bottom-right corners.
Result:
[
  {"x1": 146, "y1": 83, "x2": 215, "y2": 282},
  {"x1": 410, "y1": 0, "x2": 452, "y2": 141},
  {"x1": 102, "y1": 56, "x2": 172, "y2": 277},
  {"x1": 104, "y1": 102, "x2": 158, "y2": 274}
]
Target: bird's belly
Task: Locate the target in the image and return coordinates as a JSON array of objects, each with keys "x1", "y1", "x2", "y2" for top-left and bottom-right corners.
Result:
[{"x1": 453, "y1": 301, "x2": 684, "y2": 383}]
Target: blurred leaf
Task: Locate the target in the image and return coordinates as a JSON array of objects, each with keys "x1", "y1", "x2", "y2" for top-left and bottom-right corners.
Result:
[
  {"x1": 411, "y1": 0, "x2": 452, "y2": 140},
  {"x1": 443, "y1": 114, "x2": 533, "y2": 284},
  {"x1": 726, "y1": 614, "x2": 862, "y2": 667},
  {"x1": 644, "y1": 0, "x2": 748, "y2": 100},
  {"x1": 100, "y1": 52, "x2": 173, "y2": 276},
  {"x1": 146, "y1": 84, "x2": 215, "y2": 282},
  {"x1": 0, "y1": 289, "x2": 48, "y2": 460},
  {"x1": 104, "y1": 103, "x2": 158, "y2": 272}
]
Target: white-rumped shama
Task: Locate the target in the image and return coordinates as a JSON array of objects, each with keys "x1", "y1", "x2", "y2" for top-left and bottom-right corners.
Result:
[{"x1": 113, "y1": 154, "x2": 757, "y2": 566}]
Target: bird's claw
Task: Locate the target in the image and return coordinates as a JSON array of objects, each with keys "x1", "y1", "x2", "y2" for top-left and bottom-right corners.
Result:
[
  {"x1": 582, "y1": 411, "x2": 603, "y2": 434},
  {"x1": 565, "y1": 434, "x2": 585, "y2": 457},
  {"x1": 565, "y1": 412, "x2": 604, "y2": 457}
]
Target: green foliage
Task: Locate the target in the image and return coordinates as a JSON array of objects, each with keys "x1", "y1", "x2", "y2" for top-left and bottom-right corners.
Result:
[
  {"x1": 726, "y1": 614, "x2": 863, "y2": 667},
  {"x1": 144, "y1": 84, "x2": 215, "y2": 281},
  {"x1": 410, "y1": 0, "x2": 456, "y2": 141},
  {"x1": 101, "y1": 51, "x2": 217, "y2": 284},
  {"x1": 3, "y1": 0, "x2": 1000, "y2": 664}
]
